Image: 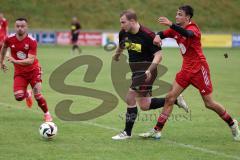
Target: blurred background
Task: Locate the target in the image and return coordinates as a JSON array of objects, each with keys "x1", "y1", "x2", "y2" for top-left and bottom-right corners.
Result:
[{"x1": 1, "y1": 0, "x2": 240, "y2": 47}]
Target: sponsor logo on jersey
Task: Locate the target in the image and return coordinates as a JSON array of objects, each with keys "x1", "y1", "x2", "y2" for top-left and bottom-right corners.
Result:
[
  {"x1": 125, "y1": 42, "x2": 142, "y2": 53},
  {"x1": 16, "y1": 51, "x2": 27, "y2": 60}
]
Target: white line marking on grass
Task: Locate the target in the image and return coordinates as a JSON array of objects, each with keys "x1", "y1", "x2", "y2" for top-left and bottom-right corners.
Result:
[
  {"x1": 1, "y1": 102, "x2": 240, "y2": 160},
  {"x1": 164, "y1": 140, "x2": 240, "y2": 160},
  {"x1": 83, "y1": 121, "x2": 240, "y2": 160},
  {"x1": 82, "y1": 121, "x2": 119, "y2": 131}
]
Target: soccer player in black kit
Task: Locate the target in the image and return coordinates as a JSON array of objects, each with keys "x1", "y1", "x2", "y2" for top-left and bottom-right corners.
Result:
[
  {"x1": 71, "y1": 16, "x2": 81, "y2": 54},
  {"x1": 112, "y1": 9, "x2": 189, "y2": 140}
]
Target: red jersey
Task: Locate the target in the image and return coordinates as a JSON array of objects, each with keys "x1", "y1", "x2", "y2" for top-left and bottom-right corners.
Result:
[
  {"x1": 5, "y1": 34, "x2": 40, "y2": 74},
  {"x1": 163, "y1": 21, "x2": 207, "y2": 73},
  {"x1": 0, "y1": 18, "x2": 8, "y2": 41}
]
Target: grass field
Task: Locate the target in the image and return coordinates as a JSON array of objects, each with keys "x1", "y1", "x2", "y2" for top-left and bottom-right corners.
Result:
[{"x1": 0, "y1": 46, "x2": 240, "y2": 160}]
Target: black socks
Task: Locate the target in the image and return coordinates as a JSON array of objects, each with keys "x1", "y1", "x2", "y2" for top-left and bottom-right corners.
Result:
[
  {"x1": 124, "y1": 107, "x2": 138, "y2": 136},
  {"x1": 149, "y1": 98, "x2": 178, "y2": 110}
]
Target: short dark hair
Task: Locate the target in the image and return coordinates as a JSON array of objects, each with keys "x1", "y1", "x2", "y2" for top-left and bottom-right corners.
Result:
[
  {"x1": 120, "y1": 9, "x2": 137, "y2": 21},
  {"x1": 179, "y1": 5, "x2": 194, "y2": 19},
  {"x1": 15, "y1": 17, "x2": 28, "y2": 23}
]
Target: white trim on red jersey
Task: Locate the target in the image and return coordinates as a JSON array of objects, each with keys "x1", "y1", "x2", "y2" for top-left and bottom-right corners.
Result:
[
  {"x1": 28, "y1": 34, "x2": 36, "y2": 41},
  {"x1": 7, "y1": 33, "x2": 15, "y2": 38}
]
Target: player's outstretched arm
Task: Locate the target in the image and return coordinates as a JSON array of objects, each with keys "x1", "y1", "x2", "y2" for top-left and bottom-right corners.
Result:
[
  {"x1": 158, "y1": 16, "x2": 194, "y2": 38},
  {"x1": 169, "y1": 24, "x2": 194, "y2": 37},
  {"x1": 158, "y1": 16, "x2": 173, "y2": 26}
]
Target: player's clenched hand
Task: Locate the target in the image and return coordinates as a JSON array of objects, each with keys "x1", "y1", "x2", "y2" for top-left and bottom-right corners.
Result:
[
  {"x1": 145, "y1": 70, "x2": 151, "y2": 82},
  {"x1": 7, "y1": 56, "x2": 16, "y2": 64},
  {"x1": 158, "y1": 16, "x2": 172, "y2": 26},
  {"x1": 153, "y1": 35, "x2": 162, "y2": 47},
  {"x1": 112, "y1": 53, "x2": 121, "y2": 61},
  {"x1": 0, "y1": 63, "x2": 8, "y2": 72}
]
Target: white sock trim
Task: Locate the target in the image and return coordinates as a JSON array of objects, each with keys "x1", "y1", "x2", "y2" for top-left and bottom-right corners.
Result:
[{"x1": 127, "y1": 105, "x2": 137, "y2": 108}]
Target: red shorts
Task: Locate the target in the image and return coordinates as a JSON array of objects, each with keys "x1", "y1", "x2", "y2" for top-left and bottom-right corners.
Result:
[
  {"x1": 175, "y1": 63, "x2": 213, "y2": 95},
  {"x1": 13, "y1": 68, "x2": 42, "y2": 93}
]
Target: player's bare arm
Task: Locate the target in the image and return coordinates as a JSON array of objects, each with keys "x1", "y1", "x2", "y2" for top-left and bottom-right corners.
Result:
[
  {"x1": 7, "y1": 54, "x2": 35, "y2": 66},
  {"x1": 158, "y1": 16, "x2": 173, "y2": 26},
  {"x1": 153, "y1": 35, "x2": 162, "y2": 47},
  {"x1": 0, "y1": 42, "x2": 8, "y2": 72},
  {"x1": 112, "y1": 46, "x2": 123, "y2": 61},
  {"x1": 145, "y1": 51, "x2": 162, "y2": 81}
]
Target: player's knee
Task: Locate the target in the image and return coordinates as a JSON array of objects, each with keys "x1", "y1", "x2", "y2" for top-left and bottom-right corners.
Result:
[
  {"x1": 165, "y1": 94, "x2": 176, "y2": 106},
  {"x1": 126, "y1": 100, "x2": 136, "y2": 106},
  {"x1": 125, "y1": 96, "x2": 136, "y2": 106},
  {"x1": 139, "y1": 106, "x2": 149, "y2": 111},
  {"x1": 15, "y1": 93, "x2": 25, "y2": 101},
  {"x1": 139, "y1": 103, "x2": 149, "y2": 111},
  {"x1": 204, "y1": 101, "x2": 215, "y2": 110},
  {"x1": 33, "y1": 83, "x2": 41, "y2": 95},
  {"x1": 138, "y1": 99, "x2": 150, "y2": 111}
]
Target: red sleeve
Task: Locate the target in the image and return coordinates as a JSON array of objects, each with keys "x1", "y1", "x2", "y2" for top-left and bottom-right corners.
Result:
[
  {"x1": 29, "y1": 40, "x2": 37, "y2": 56},
  {"x1": 187, "y1": 25, "x2": 200, "y2": 38},
  {"x1": 3, "y1": 20, "x2": 8, "y2": 35},
  {"x1": 4, "y1": 37, "x2": 10, "y2": 47},
  {"x1": 163, "y1": 28, "x2": 175, "y2": 38}
]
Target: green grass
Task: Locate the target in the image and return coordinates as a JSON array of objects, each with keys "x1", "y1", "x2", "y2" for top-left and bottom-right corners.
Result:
[
  {"x1": 1, "y1": 0, "x2": 240, "y2": 32},
  {"x1": 0, "y1": 46, "x2": 240, "y2": 160}
]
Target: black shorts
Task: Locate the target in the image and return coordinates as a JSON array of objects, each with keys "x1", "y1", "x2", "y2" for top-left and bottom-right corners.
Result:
[
  {"x1": 71, "y1": 33, "x2": 79, "y2": 43},
  {"x1": 130, "y1": 68, "x2": 157, "y2": 97}
]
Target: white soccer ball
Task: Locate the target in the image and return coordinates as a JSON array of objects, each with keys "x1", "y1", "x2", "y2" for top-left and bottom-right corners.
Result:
[{"x1": 39, "y1": 122, "x2": 58, "y2": 139}]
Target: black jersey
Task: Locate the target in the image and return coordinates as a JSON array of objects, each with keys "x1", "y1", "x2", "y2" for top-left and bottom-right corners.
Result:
[
  {"x1": 71, "y1": 22, "x2": 81, "y2": 35},
  {"x1": 119, "y1": 25, "x2": 161, "y2": 63}
]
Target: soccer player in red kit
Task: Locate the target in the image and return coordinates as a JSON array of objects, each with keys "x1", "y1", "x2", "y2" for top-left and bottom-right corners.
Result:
[
  {"x1": 139, "y1": 5, "x2": 240, "y2": 141},
  {"x1": 0, "y1": 12, "x2": 8, "y2": 49},
  {"x1": 0, "y1": 18, "x2": 53, "y2": 122}
]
